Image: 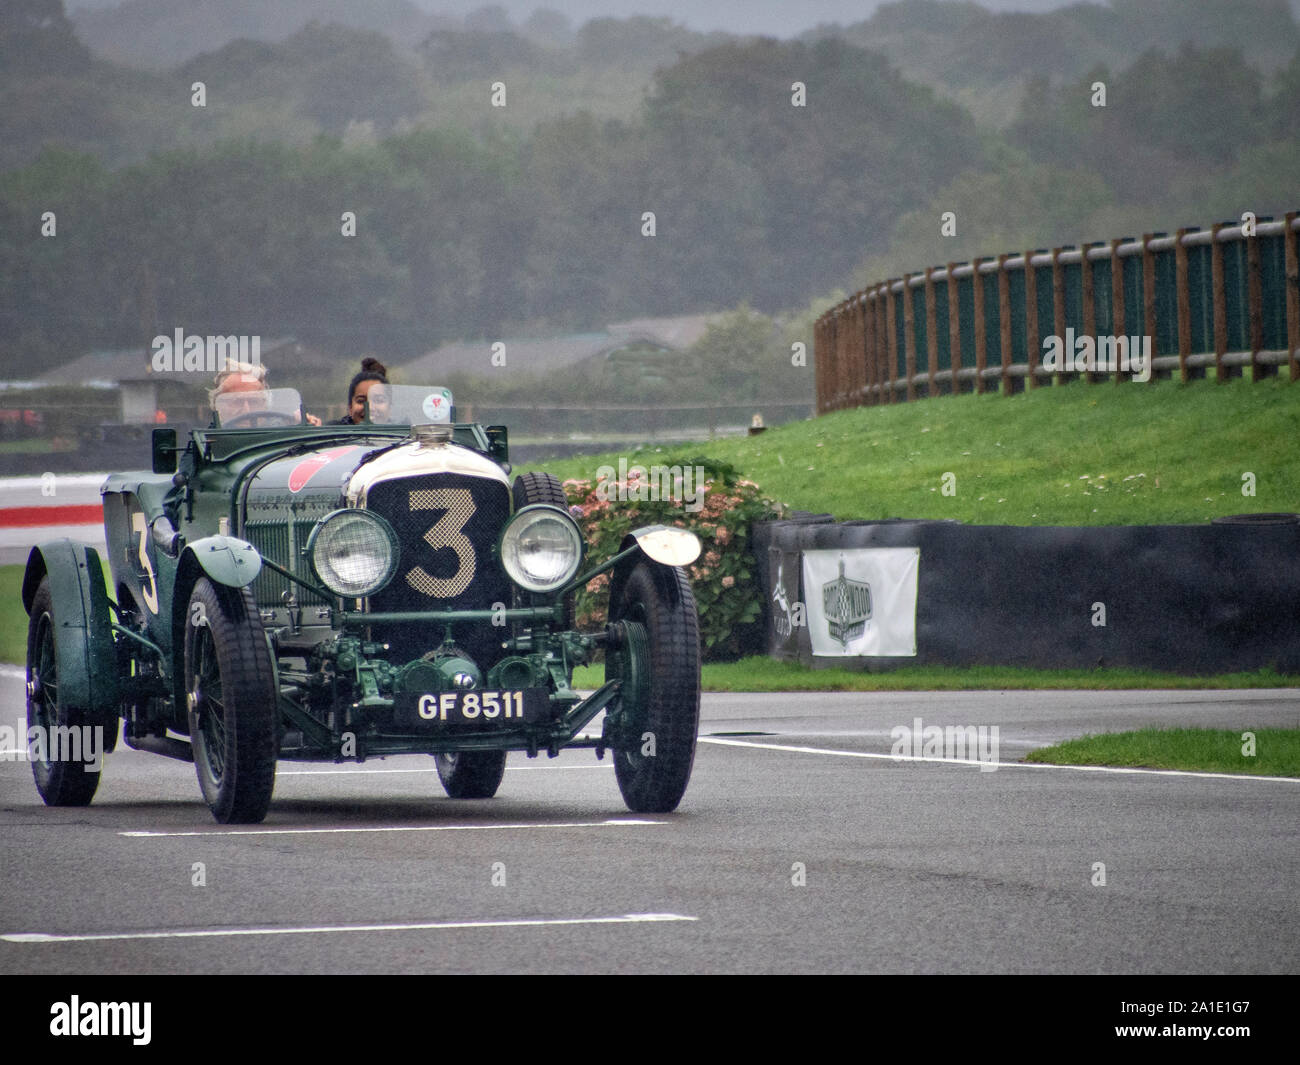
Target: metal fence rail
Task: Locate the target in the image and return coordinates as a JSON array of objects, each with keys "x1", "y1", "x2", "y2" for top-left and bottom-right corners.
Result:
[{"x1": 813, "y1": 212, "x2": 1300, "y2": 413}]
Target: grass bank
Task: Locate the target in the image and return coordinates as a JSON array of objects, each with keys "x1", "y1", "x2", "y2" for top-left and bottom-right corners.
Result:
[
  {"x1": 1025, "y1": 727, "x2": 1300, "y2": 776},
  {"x1": 521, "y1": 376, "x2": 1298, "y2": 526},
  {"x1": 572, "y1": 658, "x2": 1298, "y2": 692}
]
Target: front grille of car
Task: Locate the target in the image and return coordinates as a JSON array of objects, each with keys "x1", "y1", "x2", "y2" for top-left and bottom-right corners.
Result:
[
  {"x1": 365, "y1": 472, "x2": 513, "y2": 665},
  {"x1": 245, "y1": 519, "x2": 330, "y2": 609}
]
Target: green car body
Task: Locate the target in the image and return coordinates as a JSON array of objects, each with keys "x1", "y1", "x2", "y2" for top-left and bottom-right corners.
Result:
[{"x1": 22, "y1": 392, "x2": 701, "y2": 823}]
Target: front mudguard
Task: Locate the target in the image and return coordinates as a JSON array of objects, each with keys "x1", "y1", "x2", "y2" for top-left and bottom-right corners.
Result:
[
  {"x1": 607, "y1": 530, "x2": 697, "y2": 624},
  {"x1": 22, "y1": 541, "x2": 120, "y2": 737},
  {"x1": 169, "y1": 536, "x2": 265, "y2": 713},
  {"x1": 178, "y1": 535, "x2": 262, "y2": 590}
]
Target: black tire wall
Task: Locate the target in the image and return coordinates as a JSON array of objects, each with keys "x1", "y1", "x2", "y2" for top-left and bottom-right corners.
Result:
[{"x1": 757, "y1": 518, "x2": 1300, "y2": 675}]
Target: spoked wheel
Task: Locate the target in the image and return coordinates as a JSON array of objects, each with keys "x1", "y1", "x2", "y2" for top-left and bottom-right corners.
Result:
[
  {"x1": 25, "y1": 577, "x2": 102, "y2": 806},
  {"x1": 435, "y1": 750, "x2": 507, "y2": 799},
  {"x1": 606, "y1": 559, "x2": 701, "y2": 813},
  {"x1": 185, "y1": 578, "x2": 277, "y2": 824}
]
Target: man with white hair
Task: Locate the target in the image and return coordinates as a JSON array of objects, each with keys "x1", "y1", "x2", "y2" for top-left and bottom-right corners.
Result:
[{"x1": 209, "y1": 359, "x2": 321, "y2": 426}]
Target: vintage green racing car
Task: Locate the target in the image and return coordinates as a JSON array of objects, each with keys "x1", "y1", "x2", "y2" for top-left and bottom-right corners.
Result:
[{"x1": 21, "y1": 383, "x2": 702, "y2": 822}]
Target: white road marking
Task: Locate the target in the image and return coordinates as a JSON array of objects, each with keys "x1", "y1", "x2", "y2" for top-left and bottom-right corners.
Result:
[
  {"x1": 699, "y1": 736, "x2": 1300, "y2": 784},
  {"x1": 120, "y1": 817, "x2": 665, "y2": 838},
  {"x1": 0, "y1": 666, "x2": 26, "y2": 679},
  {"x1": 277, "y1": 763, "x2": 612, "y2": 776},
  {"x1": 1, "y1": 912, "x2": 697, "y2": 944}
]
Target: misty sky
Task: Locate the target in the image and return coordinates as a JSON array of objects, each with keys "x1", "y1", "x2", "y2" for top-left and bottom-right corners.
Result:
[
  {"x1": 66, "y1": 0, "x2": 1082, "y2": 39},
  {"x1": 413, "y1": 0, "x2": 1074, "y2": 36}
]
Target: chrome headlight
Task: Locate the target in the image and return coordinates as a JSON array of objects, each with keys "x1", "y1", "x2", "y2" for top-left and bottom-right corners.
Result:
[
  {"x1": 306, "y1": 509, "x2": 399, "y2": 598},
  {"x1": 499, "y1": 505, "x2": 583, "y2": 593}
]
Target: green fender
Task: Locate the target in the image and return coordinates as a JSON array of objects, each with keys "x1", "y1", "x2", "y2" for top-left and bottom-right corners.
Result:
[
  {"x1": 608, "y1": 526, "x2": 701, "y2": 621},
  {"x1": 21, "y1": 541, "x2": 120, "y2": 720},
  {"x1": 168, "y1": 536, "x2": 264, "y2": 718},
  {"x1": 179, "y1": 535, "x2": 262, "y2": 589}
]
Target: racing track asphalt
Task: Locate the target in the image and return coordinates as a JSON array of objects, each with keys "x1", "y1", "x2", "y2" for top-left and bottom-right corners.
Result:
[{"x1": 1, "y1": 675, "x2": 1297, "y2": 975}]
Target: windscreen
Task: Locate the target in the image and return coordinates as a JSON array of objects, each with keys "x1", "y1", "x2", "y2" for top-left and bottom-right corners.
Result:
[
  {"x1": 357, "y1": 385, "x2": 453, "y2": 425},
  {"x1": 213, "y1": 387, "x2": 305, "y2": 428}
]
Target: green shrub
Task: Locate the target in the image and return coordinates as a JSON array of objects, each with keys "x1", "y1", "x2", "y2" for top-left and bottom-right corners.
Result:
[{"x1": 563, "y1": 455, "x2": 781, "y2": 660}]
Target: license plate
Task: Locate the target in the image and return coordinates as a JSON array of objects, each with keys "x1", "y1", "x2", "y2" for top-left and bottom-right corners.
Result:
[{"x1": 393, "y1": 688, "x2": 549, "y2": 729}]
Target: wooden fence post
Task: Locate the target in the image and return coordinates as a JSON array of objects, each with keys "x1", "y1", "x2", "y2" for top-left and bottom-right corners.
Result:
[
  {"x1": 1052, "y1": 248, "x2": 1066, "y2": 386},
  {"x1": 1025, "y1": 250, "x2": 1040, "y2": 388},
  {"x1": 884, "y1": 282, "x2": 898, "y2": 405},
  {"x1": 1211, "y1": 222, "x2": 1228, "y2": 381},
  {"x1": 998, "y1": 253, "x2": 1014, "y2": 394},
  {"x1": 903, "y1": 273, "x2": 917, "y2": 402},
  {"x1": 1287, "y1": 212, "x2": 1299, "y2": 382},
  {"x1": 1110, "y1": 238, "x2": 1127, "y2": 383},
  {"x1": 1246, "y1": 222, "x2": 1269, "y2": 379},
  {"x1": 1080, "y1": 242, "x2": 1097, "y2": 383},
  {"x1": 1142, "y1": 233, "x2": 1158, "y2": 383},
  {"x1": 946, "y1": 263, "x2": 962, "y2": 394},
  {"x1": 924, "y1": 267, "x2": 939, "y2": 396},
  {"x1": 972, "y1": 258, "x2": 987, "y2": 394}
]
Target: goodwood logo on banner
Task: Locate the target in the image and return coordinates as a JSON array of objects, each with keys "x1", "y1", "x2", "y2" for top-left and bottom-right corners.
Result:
[
  {"x1": 802, "y1": 548, "x2": 920, "y2": 657},
  {"x1": 822, "y1": 558, "x2": 872, "y2": 649}
]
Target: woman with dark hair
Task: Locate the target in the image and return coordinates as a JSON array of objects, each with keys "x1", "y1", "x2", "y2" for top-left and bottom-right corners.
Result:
[{"x1": 335, "y1": 357, "x2": 389, "y2": 424}]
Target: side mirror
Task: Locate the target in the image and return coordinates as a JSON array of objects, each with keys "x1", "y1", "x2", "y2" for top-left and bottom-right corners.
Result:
[
  {"x1": 486, "y1": 425, "x2": 508, "y2": 464},
  {"x1": 151, "y1": 427, "x2": 178, "y2": 474}
]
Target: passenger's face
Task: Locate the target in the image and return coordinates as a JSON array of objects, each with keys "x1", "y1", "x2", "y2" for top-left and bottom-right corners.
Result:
[
  {"x1": 352, "y1": 379, "x2": 390, "y2": 422},
  {"x1": 216, "y1": 374, "x2": 268, "y2": 417}
]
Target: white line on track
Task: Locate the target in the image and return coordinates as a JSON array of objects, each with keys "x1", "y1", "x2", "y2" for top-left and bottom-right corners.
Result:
[
  {"x1": 698, "y1": 736, "x2": 1300, "y2": 784},
  {"x1": 120, "y1": 817, "x2": 665, "y2": 838},
  {"x1": 1, "y1": 912, "x2": 696, "y2": 944},
  {"x1": 278, "y1": 763, "x2": 612, "y2": 775}
]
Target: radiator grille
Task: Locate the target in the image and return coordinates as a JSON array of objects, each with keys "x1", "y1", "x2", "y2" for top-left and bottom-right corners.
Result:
[
  {"x1": 245, "y1": 520, "x2": 329, "y2": 608},
  {"x1": 366, "y1": 473, "x2": 512, "y2": 664}
]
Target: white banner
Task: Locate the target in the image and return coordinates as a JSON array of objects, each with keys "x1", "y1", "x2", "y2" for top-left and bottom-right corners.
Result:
[{"x1": 802, "y1": 548, "x2": 919, "y2": 657}]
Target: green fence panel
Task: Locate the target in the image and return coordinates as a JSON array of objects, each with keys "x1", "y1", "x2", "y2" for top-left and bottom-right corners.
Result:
[
  {"x1": 1186, "y1": 236, "x2": 1212, "y2": 354},
  {"x1": 1222, "y1": 237, "x2": 1249, "y2": 352},
  {"x1": 1008, "y1": 265, "x2": 1028, "y2": 364},
  {"x1": 982, "y1": 268, "x2": 1002, "y2": 366},
  {"x1": 913, "y1": 283, "x2": 929, "y2": 379},
  {"x1": 934, "y1": 276, "x2": 953, "y2": 372},
  {"x1": 1260, "y1": 231, "x2": 1288, "y2": 351},
  {"x1": 894, "y1": 285, "x2": 907, "y2": 380},
  {"x1": 1152, "y1": 244, "x2": 1180, "y2": 357},
  {"x1": 1035, "y1": 262, "x2": 1055, "y2": 355},
  {"x1": 1063, "y1": 252, "x2": 1084, "y2": 336},
  {"x1": 1091, "y1": 257, "x2": 1114, "y2": 336},
  {"x1": 1122, "y1": 252, "x2": 1144, "y2": 339},
  {"x1": 956, "y1": 272, "x2": 977, "y2": 370}
]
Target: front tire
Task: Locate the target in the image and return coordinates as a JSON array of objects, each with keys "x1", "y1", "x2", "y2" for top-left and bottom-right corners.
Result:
[
  {"x1": 435, "y1": 751, "x2": 507, "y2": 799},
  {"x1": 185, "y1": 578, "x2": 277, "y2": 824},
  {"x1": 25, "y1": 577, "x2": 102, "y2": 806},
  {"x1": 608, "y1": 560, "x2": 701, "y2": 813}
]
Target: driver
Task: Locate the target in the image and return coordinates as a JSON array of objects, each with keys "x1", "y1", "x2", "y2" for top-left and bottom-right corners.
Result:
[{"x1": 209, "y1": 360, "x2": 322, "y2": 426}]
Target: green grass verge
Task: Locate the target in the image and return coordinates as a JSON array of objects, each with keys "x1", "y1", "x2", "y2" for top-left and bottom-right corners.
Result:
[
  {"x1": 1024, "y1": 728, "x2": 1300, "y2": 776},
  {"x1": 0, "y1": 565, "x2": 27, "y2": 665},
  {"x1": 520, "y1": 376, "x2": 1300, "y2": 526},
  {"x1": 572, "y1": 657, "x2": 1299, "y2": 692}
]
